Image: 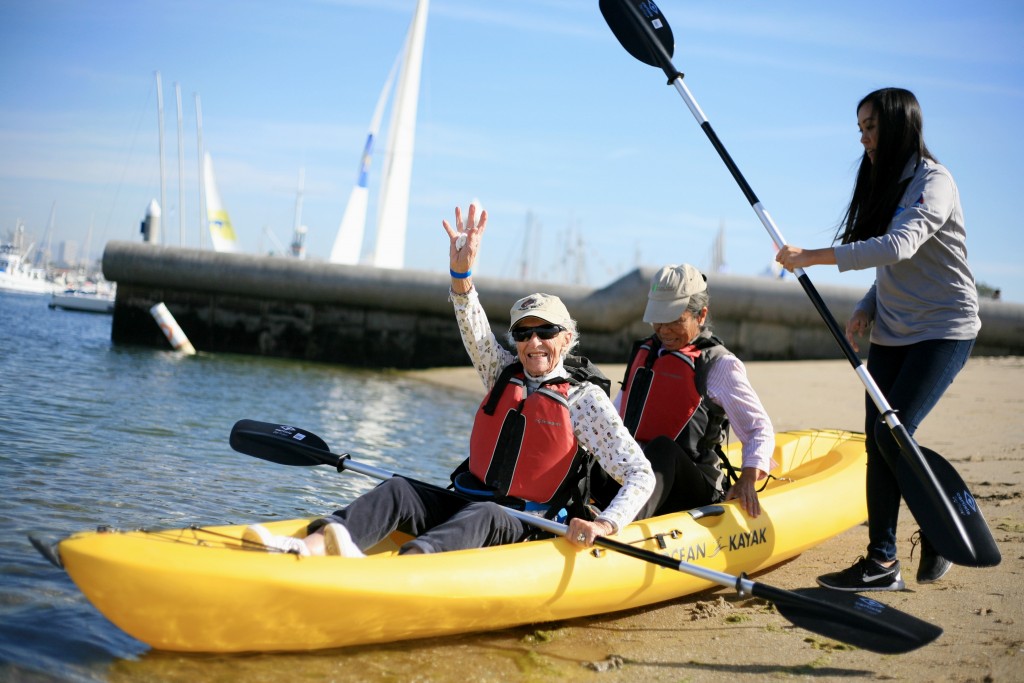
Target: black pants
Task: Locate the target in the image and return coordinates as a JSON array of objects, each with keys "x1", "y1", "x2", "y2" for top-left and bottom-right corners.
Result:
[
  {"x1": 862, "y1": 338, "x2": 974, "y2": 561},
  {"x1": 312, "y1": 477, "x2": 528, "y2": 555},
  {"x1": 592, "y1": 436, "x2": 721, "y2": 519}
]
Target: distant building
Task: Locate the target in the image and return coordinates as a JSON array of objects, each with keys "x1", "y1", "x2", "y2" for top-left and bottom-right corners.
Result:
[{"x1": 59, "y1": 240, "x2": 79, "y2": 267}]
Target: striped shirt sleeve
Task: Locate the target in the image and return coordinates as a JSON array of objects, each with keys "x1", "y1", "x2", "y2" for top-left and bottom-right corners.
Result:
[
  {"x1": 450, "y1": 287, "x2": 515, "y2": 392},
  {"x1": 705, "y1": 354, "x2": 776, "y2": 475}
]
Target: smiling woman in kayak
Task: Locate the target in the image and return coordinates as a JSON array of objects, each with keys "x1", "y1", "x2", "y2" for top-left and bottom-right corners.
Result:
[{"x1": 244, "y1": 203, "x2": 655, "y2": 557}]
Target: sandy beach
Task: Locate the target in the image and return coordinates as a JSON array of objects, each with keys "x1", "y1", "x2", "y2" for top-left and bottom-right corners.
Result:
[{"x1": 392, "y1": 356, "x2": 1023, "y2": 682}]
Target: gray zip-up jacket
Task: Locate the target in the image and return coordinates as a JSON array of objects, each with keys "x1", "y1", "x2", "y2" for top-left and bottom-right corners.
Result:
[{"x1": 833, "y1": 156, "x2": 981, "y2": 345}]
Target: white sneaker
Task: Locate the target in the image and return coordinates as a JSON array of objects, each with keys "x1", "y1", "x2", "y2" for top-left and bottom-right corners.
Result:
[
  {"x1": 242, "y1": 524, "x2": 310, "y2": 556},
  {"x1": 323, "y1": 522, "x2": 365, "y2": 558}
]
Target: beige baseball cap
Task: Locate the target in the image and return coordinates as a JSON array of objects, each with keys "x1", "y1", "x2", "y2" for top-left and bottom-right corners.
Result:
[
  {"x1": 509, "y1": 293, "x2": 573, "y2": 330},
  {"x1": 643, "y1": 264, "x2": 708, "y2": 323}
]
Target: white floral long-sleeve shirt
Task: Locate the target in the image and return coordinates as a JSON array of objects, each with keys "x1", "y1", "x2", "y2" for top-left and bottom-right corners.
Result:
[{"x1": 451, "y1": 288, "x2": 654, "y2": 532}]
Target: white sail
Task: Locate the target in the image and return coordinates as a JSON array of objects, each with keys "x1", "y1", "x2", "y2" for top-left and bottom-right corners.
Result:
[
  {"x1": 204, "y1": 152, "x2": 240, "y2": 253},
  {"x1": 370, "y1": 0, "x2": 428, "y2": 269},
  {"x1": 710, "y1": 220, "x2": 726, "y2": 273},
  {"x1": 329, "y1": 54, "x2": 400, "y2": 264}
]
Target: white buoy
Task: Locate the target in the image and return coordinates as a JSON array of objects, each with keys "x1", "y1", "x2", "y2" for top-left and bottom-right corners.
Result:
[{"x1": 150, "y1": 302, "x2": 196, "y2": 355}]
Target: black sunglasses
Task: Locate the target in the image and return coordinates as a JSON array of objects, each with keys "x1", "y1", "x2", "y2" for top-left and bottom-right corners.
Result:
[{"x1": 511, "y1": 324, "x2": 565, "y2": 342}]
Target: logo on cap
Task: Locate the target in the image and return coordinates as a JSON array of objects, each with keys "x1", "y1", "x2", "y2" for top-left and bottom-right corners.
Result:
[{"x1": 516, "y1": 296, "x2": 542, "y2": 311}]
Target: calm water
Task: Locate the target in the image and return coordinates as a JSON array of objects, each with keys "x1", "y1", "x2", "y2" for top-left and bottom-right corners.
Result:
[{"x1": 0, "y1": 290, "x2": 481, "y2": 681}]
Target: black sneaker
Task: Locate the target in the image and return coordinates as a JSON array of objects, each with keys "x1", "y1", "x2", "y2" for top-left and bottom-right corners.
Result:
[
  {"x1": 911, "y1": 530, "x2": 952, "y2": 584},
  {"x1": 816, "y1": 556, "x2": 906, "y2": 592}
]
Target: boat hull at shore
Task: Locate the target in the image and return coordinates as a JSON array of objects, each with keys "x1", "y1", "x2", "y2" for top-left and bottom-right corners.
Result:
[
  {"x1": 49, "y1": 289, "x2": 115, "y2": 314},
  {"x1": 53, "y1": 429, "x2": 867, "y2": 653},
  {"x1": 0, "y1": 275, "x2": 59, "y2": 295}
]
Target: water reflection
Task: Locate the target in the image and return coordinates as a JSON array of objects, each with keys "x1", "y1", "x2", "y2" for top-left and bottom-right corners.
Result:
[{"x1": 1, "y1": 291, "x2": 492, "y2": 681}]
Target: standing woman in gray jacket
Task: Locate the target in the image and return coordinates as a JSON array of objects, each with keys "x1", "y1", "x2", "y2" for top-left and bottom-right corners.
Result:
[{"x1": 775, "y1": 87, "x2": 980, "y2": 592}]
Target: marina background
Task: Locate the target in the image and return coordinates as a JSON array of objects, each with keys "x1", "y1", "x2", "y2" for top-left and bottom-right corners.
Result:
[
  {"x1": 2, "y1": 0, "x2": 1022, "y2": 301},
  {"x1": 3, "y1": 288, "x2": 1022, "y2": 682}
]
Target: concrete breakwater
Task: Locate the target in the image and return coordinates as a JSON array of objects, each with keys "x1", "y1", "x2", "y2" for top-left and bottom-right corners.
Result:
[{"x1": 103, "y1": 241, "x2": 1024, "y2": 368}]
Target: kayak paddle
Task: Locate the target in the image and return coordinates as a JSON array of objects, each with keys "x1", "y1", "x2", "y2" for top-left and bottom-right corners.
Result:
[
  {"x1": 229, "y1": 418, "x2": 942, "y2": 654},
  {"x1": 598, "y1": 0, "x2": 999, "y2": 568}
]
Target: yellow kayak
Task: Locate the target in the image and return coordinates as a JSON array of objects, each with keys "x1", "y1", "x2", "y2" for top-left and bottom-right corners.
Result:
[{"x1": 55, "y1": 429, "x2": 866, "y2": 653}]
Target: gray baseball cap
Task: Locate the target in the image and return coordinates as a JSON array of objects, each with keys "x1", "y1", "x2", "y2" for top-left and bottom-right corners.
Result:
[{"x1": 643, "y1": 264, "x2": 708, "y2": 323}]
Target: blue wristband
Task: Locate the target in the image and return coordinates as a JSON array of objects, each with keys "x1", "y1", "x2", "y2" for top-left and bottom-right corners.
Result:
[{"x1": 450, "y1": 268, "x2": 472, "y2": 279}]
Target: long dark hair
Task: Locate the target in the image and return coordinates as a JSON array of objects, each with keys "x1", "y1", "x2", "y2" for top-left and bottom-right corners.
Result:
[{"x1": 835, "y1": 88, "x2": 936, "y2": 244}]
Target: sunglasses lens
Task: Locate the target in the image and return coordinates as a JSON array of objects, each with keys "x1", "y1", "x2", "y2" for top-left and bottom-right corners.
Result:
[{"x1": 512, "y1": 324, "x2": 563, "y2": 342}]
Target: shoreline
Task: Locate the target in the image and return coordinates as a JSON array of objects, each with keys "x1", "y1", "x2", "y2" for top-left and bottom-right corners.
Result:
[{"x1": 398, "y1": 357, "x2": 1023, "y2": 682}]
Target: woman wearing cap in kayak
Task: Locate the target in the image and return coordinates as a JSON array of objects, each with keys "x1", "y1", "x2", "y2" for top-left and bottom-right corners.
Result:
[
  {"x1": 595, "y1": 263, "x2": 775, "y2": 520},
  {"x1": 244, "y1": 203, "x2": 655, "y2": 557}
]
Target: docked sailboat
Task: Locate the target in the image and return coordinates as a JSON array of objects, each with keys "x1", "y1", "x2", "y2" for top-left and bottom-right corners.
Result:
[
  {"x1": 0, "y1": 242, "x2": 59, "y2": 296},
  {"x1": 330, "y1": 0, "x2": 428, "y2": 268}
]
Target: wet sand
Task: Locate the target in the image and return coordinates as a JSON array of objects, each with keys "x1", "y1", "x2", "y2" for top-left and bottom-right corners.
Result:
[{"x1": 389, "y1": 357, "x2": 1023, "y2": 682}]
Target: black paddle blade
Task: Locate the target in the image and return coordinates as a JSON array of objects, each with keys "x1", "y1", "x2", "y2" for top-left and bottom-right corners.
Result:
[
  {"x1": 229, "y1": 419, "x2": 340, "y2": 468},
  {"x1": 754, "y1": 585, "x2": 942, "y2": 654},
  {"x1": 600, "y1": 0, "x2": 675, "y2": 68},
  {"x1": 895, "y1": 445, "x2": 1001, "y2": 567},
  {"x1": 29, "y1": 535, "x2": 63, "y2": 569}
]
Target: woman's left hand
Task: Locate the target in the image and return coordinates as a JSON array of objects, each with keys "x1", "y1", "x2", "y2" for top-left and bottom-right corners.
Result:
[
  {"x1": 725, "y1": 467, "x2": 765, "y2": 518},
  {"x1": 567, "y1": 518, "x2": 615, "y2": 548},
  {"x1": 845, "y1": 309, "x2": 871, "y2": 353}
]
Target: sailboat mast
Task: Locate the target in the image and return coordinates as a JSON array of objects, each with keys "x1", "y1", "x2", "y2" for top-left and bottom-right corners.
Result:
[
  {"x1": 155, "y1": 71, "x2": 166, "y2": 245},
  {"x1": 40, "y1": 201, "x2": 56, "y2": 268},
  {"x1": 195, "y1": 93, "x2": 206, "y2": 250},
  {"x1": 291, "y1": 168, "x2": 306, "y2": 259},
  {"x1": 293, "y1": 167, "x2": 305, "y2": 237},
  {"x1": 175, "y1": 82, "x2": 186, "y2": 247},
  {"x1": 520, "y1": 211, "x2": 535, "y2": 281}
]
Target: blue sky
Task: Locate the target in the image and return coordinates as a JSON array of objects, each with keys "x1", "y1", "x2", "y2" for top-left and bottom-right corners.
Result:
[{"x1": 2, "y1": 0, "x2": 1022, "y2": 302}]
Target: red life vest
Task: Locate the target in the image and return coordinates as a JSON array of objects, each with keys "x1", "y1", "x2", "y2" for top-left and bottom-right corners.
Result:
[
  {"x1": 617, "y1": 341, "x2": 703, "y2": 445},
  {"x1": 469, "y1": 374, "x2": 578, "y2": 504}
]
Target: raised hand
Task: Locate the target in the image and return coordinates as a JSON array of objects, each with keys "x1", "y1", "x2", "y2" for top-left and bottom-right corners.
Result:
[{"x1": 442, "y1": 204, "x2": 488, "y2": 288}]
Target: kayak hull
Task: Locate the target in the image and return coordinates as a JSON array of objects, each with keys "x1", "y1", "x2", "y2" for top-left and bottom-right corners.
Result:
[{"x1": 57, "y1": 429, "x2": 867, "y2": 652}]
